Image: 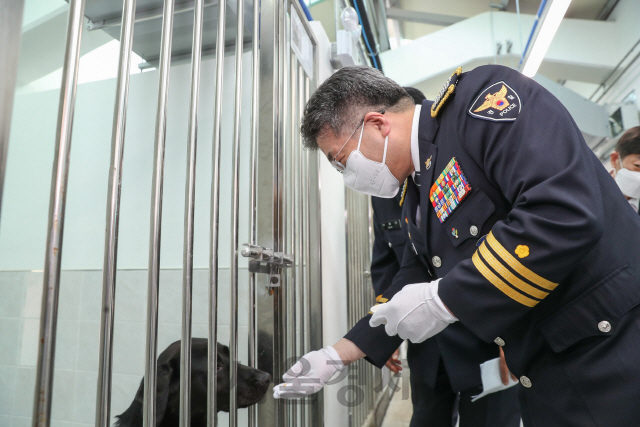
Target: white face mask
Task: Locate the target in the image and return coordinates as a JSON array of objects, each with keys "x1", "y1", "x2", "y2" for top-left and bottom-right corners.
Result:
[
  {"x1": 615, "y1": 168, "x2": 640, "y2": 199},
  {"x1": 342, "y1": 125, "x2": 400, "y2": 198}
]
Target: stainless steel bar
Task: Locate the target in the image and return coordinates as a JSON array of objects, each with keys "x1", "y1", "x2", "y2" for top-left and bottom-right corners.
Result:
[
  {"x1": 274, "y1": 0, "x2": 286, "y2": 422},
  {"x1": 86, "y1": 0, "x2": 216, "y2": 31},
  {"x1": 0, "y1": 0, "x2": 25, "y2": 222},
  {"x1": 229, "y1": 0, "x2": 245, "y2": 422},
  {"x1": 286, "y1": 49, "x2": 297, "y2": 427},
  {"x1": 32, "y1": 1, "x2": 85, "y2": 425},
  {"x1": 208, "y1": 0, "x2": 227, "y2": 421},
  {"x1": 290, "y1": 57, "x2": 301, "y2": 427},
  {"x1": 96, "y1": 0, "x2": 137, "y2": 425},
  {"x1": 281, "y1": 16, "x2": 292, "y2": 425},
  {"x1": 297, "y1": 63, "x2": 307, "y2": 427},
  {"x1": 180, "y1": 0, "x2": 205, "y2": 426},
  {"x1": 248, "y1": 0, "x2": 261, "y2": 424},
  {"x1": 144, "y1": 0, "x2": 175, "y2": 425}
]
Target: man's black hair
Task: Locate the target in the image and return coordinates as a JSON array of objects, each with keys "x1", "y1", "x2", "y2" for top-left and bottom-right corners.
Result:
[
  {"x1": 617, "y1": 126, "x2": 640, "y2": 159},
  {"x1": 402, "y1": 87, "x2": 426, "y2": 105}
]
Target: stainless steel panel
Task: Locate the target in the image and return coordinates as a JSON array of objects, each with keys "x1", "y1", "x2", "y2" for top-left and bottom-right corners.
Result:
[{"x1": 32, "y1": 0, "x2": 86, "y2": 426}]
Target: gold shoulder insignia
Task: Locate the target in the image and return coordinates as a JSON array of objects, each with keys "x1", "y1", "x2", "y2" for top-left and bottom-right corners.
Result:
[
  {"x1": 399, "y1": 178, "x2": 408, "y2": 206},
  {"x1": 431, "y1": 67, "x2": 462, "y2": 118}
]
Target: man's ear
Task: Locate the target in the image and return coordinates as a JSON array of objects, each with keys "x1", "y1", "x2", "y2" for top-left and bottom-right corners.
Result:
[
  {"x1": 611, "y1": 151, "x2": 620, "y2": 170},
  {"x1": 364, "y1": 111, "x2": 390, "y2": 137}
]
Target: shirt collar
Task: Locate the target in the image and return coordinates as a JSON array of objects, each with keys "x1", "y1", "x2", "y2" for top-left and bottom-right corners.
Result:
[{"x1": 411, "y1": 104, "x2": 421, "y2": 182}]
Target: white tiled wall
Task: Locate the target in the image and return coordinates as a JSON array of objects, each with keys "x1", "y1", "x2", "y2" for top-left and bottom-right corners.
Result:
[{"x1": 0, "y1": 268, "x2": 250, "y2": 427}]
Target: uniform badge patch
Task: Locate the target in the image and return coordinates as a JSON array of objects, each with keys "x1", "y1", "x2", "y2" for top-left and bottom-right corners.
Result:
[
  {"x1": 468, "y1": 81, "x2": 521, "y2": 122},
  {"x1": 429, "y1": 158, "x2": 472, "y2": 223}
]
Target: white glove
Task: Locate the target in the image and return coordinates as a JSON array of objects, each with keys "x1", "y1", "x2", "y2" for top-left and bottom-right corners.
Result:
[
  {"x1": 273, "y1": 346, "x2": 344, "y2": 399},
  {"x1": 369, "y1": 279, "x2": 457, "y2": 343}
]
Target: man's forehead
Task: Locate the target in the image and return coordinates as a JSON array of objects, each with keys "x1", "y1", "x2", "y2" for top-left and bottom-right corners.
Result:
[{"x1": 316, "y1": 127, "x2": 342, "y2": 155}]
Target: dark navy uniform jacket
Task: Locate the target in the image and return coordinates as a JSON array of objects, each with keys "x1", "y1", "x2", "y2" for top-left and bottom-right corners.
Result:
[
  {"x1": 365, "y1": 64, "x2": 640, "y2": 427},
  {"x1": 346, "y1": 134, "x2": 503, "y2": 393},
  {"x1": 367, "y1": 195, "x2": 448, "y2": 391}
]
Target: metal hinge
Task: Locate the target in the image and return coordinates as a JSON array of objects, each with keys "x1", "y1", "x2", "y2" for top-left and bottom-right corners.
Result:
[{"x1": 241, "y1": 244, "x2": 294, "y2": 288}]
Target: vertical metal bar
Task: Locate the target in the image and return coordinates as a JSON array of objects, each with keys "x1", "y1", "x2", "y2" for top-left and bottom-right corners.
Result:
[
  {"x1": 96, "y1": 0, "x2": 137, "y2": 425},
  {"x1": 344, "y1": 190, "x2": 353, "y2": 427},
  {"x1": 180, "y1": 0, "x2": 205, "y2": 426},
  {"x1": 209, "y1": 0, "x2": 227, "y2": 422},
  {"x1": 297, "y1": 64, "x2": 308, "y2": 427},
  {"x1": 229, "y1": 0, "x2": 245, "y2": 422},
  {"x1": 273, "y1": 0, "x2": 285, "y2": 422},
  {"x1": 144, "y1": 0, "x2": 175, "y2": 425},
  {"x1": 290, "y1": 58, "x2": 301, "y2": 427},
  {"x1": 248, "y1": 0, "x2": 261, "y2": 425},
  {"x1": 32, "y1": 1, "x2": 85, "y2": 425},
  {"x1": 294, "y1": 61, "x2": 303, "y2": 427},
  {"x1": 0, "y1": 0, "x2": 25, "y2": 221},
  {"x1": 286, "y1": 49, "x2": 297, "y2": 427}
]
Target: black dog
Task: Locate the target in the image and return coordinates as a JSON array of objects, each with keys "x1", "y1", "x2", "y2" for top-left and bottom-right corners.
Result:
[{"x1": 115, "y1": 338, "x2": 271, "y2": 427}]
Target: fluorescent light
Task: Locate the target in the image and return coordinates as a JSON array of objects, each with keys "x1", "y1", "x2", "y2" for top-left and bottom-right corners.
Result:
[{"x1": 522, "y1": 0, "x2": 572, "y2": 77}]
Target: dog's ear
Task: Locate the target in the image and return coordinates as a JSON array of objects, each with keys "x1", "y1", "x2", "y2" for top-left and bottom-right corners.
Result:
[{"x1": 155, "y1": 364, "x2": 172, "y2": 425}]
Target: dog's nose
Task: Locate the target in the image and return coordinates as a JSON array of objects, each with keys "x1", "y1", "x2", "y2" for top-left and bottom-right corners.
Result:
[{"x1": 255, "y1": 372, "x2": 271, "y2": 386}]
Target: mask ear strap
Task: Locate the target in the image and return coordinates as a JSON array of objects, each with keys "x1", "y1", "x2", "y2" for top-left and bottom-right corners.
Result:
[
  {"x1": 382, "y1": 135, "x2": 389, "y2": 165},
  {"x1": 356, "y1": 123, "x2": 365, "y2": 150}
]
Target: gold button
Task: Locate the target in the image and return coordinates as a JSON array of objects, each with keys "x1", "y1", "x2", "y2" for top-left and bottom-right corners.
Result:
[
  {"x1": 432, "y1": 256, "x2": 442, "y2": 268},
  {"x1": 494, "y1": 337, "x2": 505, "y2": 346},
  {"x1": 520, "y1": 376, "x2": 532, "y2": 388}
]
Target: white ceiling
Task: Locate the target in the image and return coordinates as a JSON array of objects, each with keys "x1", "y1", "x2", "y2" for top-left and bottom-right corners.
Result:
[{"x1": 394, "y1": 0, "x2": 613, "y2": 41}]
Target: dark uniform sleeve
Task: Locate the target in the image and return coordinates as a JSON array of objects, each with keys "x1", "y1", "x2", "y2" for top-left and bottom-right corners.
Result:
[
  {"x1": 345, "y1": 243, "x2": 432, "y2": 368},
  {"x1": 370, "y1": 208, "x2": 401, "y2": 297},
  {"x1": 438, "y1": 67, "x2": 605, "y2": 342}
]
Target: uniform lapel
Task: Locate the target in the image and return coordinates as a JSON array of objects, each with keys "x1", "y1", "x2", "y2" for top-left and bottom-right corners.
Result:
[{"x1": 417, "y1": 101, "x2": 440, "y2": 245}]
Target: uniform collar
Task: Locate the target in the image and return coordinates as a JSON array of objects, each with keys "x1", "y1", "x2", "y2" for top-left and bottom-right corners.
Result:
[{"x1": 411, "y1": 104, "x2": 421, "y2": 183}]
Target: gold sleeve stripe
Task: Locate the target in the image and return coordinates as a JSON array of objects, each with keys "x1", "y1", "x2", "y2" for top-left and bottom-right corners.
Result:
[
  {"x1": 472, "y1": 252, "x2": 539, "y2": 307},
  {"x1": 479, "y1": 242, "x2": 549, "y2": 300},
  {"x1": 487, "y1": 232, "x2": 558, "y2": 291}
]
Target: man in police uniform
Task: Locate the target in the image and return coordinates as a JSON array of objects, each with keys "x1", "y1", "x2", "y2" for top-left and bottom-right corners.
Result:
[
  {"x1": 289, "y1": 65, "x2": 640, "y2": 426},
  {"x1": 273, "y1": 80, "x2": 520, "y2": 425},
  {"x1": 364, "y1": 86, "x2": 520, "y2": 426}
]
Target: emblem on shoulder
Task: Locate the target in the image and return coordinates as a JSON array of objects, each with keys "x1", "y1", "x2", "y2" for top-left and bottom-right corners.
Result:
[
  {"x1": 431, "y1": 67, "x2": 462, "y2": 118},
  {"x1": 468, "y1": 81, "x2": 521, "y2": 122}
]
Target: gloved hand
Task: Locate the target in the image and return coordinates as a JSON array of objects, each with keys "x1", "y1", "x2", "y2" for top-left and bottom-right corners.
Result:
[
  {"x1": 369, "y1": 279, "x2": 457, "y2": 343},
  {"x1": 273, "y1": 346, "x2": 343, "y2": 399}
]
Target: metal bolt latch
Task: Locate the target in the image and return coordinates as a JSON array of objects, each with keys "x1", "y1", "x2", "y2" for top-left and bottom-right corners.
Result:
[{"x1": 241, "y1": 244, "x2": 294, "y2": 288}]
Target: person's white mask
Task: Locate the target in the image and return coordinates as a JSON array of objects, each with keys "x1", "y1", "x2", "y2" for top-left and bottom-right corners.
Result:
[
  {"x1": 615, "y1": 168, "x2": 640, "y2": 199},
  {"x1": 342, "y1": 124, "x2": 400, "y2": 198}
]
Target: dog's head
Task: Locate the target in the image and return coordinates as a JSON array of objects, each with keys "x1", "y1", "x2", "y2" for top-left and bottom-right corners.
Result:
[
  {"x1": 115, "y1": 339, "x2": 272, "y2": 427},
  {"x1": 211, "y1": 342, "x2": 272, "y2": 412}
]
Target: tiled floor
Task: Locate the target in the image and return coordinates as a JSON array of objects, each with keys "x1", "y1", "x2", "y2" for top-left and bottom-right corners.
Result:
[{"x1": 381, "y1": 387, "x2": 414, "y2": 427}]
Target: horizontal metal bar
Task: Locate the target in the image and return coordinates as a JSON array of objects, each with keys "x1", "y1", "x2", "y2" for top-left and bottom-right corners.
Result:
[
  {"x1": 385, "y1": 7, "x2": 465, "y2": 26},
  {"x1": 86, "y1": 0, "x2": 217, "y2": 31}
]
